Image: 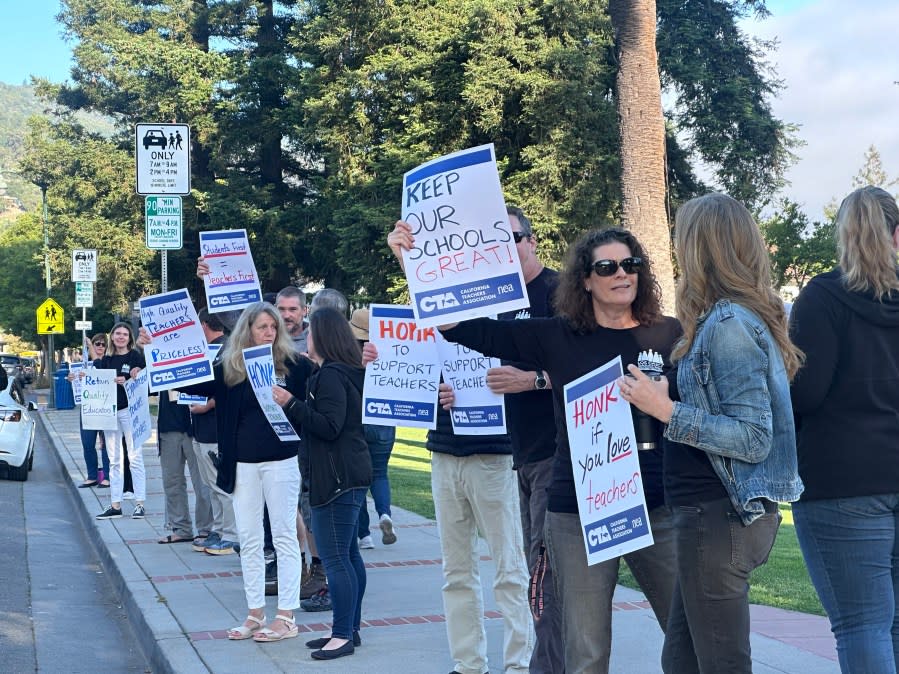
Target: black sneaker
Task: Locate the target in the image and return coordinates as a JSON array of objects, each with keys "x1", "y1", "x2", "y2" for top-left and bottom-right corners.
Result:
[
  {"x1": 264, "y1": 559, "x2": 278, "y2": 596},
  {"x1": 301, "y1": 588, "x2": 332, "y2": 612},
  {"x1": 96, "y1": 506, "x2": 123, "y2": 520},
  {"x1": 132, "y1": 504, "x2": 146, "y2": 519}
]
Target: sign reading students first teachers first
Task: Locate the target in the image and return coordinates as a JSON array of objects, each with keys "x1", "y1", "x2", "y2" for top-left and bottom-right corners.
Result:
[{"x1": 400, "y1": 144, "x2": 528, "y2": 327}]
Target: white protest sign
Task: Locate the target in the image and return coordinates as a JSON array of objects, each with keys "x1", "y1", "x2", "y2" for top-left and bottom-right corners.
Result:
[
  {"x1": 243, "y1": 344, "x2": 300, "y2": 442},
  {"x1": 401, "y1": 144, "x2": 528, "y2": 327},
  {"x1": 563, "y1": 356, "x2": 653, "y2": 566},
  {"x1": 199, "y1": 229, "x2": 262, "y2": 313},
  {"x1": 70, "y1": 361, "x2": 85, "y2": 405},
  {"x1": 178, "y1": 343, "x2": 221, "y2": 405},
  {"x1": 362, "y1": 304, "x2": 440, "y2": 429},
  {"x1": 125, "y1": 369, "x2": 152, "y2": 449},
  {"x1": 139, "y1": 288, "x2": 213, "y2": 393},
  {"x1": 437, "y1": 332, "x2": 506, "y2": 435},
  {"x1": 81, "y1": 369, "x2": 118, "y2": 431}
]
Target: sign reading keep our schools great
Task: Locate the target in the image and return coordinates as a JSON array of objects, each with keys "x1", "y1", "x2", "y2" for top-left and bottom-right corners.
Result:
[
  {"x1": 362, "y1": 304, "x2": 441, "y2": 429},
  {"x1": 400, "y1": 144, "x2": 528, "y2": 327},
  {"x1": 139, "y1": 288, "x2": 213, "y2": 393},
  {"x1": 437, "y1": 332, "x2": 506, "y2": 436},
  {"x1": 199, "y1": 229, "x2": 262, "y2": 313},
  {"x1": 563, "y1": 357, "x2": 653, "y2": 566}
]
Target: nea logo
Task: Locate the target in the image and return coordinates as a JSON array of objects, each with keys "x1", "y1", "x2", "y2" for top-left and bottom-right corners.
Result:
[
  {"x1": 367, "y1": 401, "x2": 392, "y2": 415},
  {"x1": 420, "y1": 292, "x2": 460, "y2": 313}
]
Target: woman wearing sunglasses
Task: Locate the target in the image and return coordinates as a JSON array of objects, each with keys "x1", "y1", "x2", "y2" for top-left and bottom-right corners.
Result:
[
  {"x1": 71, "y1": 333, "x2": 112, "y2": 487},
  {"x1": 391, "y1": 222, "x2": 681, "y2": 673}
]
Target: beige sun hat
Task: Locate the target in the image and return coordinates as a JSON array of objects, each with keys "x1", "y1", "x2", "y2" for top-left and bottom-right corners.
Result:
[{"x1": 349, "y1": 307, "x2": 370, "y2": 341}]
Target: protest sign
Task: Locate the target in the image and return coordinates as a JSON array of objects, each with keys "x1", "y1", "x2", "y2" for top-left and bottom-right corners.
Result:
[
  {"x1": 70, "y1": 361, "x2": 85, "y2": 405},
  {"x1": 140, "y1": 288, "x2": 214, "y2": 393},
  {"x1": 178, "y1": 343, "x2": 222, "y2": 405},
  {"x1": 563, "y1": 356, "x2": 653, "y2": 565},
  {"x1": 243, "y1": 344, "x2": 300, "y2": 442},
  {"x1": 437, "y1": 332, "x2": 506, "y2": 435},
  {"x1": 81, "y1": 369, "x2": 118, "y2": 431},
  {"x1": 401, "y1": 144, "x2": 528, "y2": 326},
  {"x1": 199, "y1": 229, "x2": 262, "y2": 313},
  {"x1": 362, "y1": 304, "x2": 440, "y2": 429},
  {"x1": 125, "y1": 368, "x2": 152, "y2": 449}
]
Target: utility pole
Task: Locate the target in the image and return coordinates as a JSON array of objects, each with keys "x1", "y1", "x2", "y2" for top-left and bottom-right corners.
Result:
[{"x1": 39, "y1": 182, "x2": 55, "y2": 409}]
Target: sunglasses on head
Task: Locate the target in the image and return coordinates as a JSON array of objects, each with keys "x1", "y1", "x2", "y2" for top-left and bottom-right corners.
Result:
[
  {"x1": 512, "y1": 231, "x2": 530, "y2": 244},
  {"x1": 590, "y1": 257, "x2": 643, "y2": 277}
]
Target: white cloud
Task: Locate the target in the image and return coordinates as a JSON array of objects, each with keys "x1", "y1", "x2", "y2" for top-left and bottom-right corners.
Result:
[{"x1": 741, "y1": 0, "x2": 899, "y2": 219}]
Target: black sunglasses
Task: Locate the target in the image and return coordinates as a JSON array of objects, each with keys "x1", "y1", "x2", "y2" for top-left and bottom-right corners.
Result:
[
  {"x1": 92, "y1": 342, "x2": 107, "y2": 348},
  {"x1": 512, "y1": 231, "x2": 531, "y2": 244},
  {"x1": 590, "y1": 257, "x2": 643, "y2": 277}
]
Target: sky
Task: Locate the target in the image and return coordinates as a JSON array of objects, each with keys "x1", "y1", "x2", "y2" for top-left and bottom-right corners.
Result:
[{"x1": 1, "y1": 0, "x2": 896, "y2": 220}]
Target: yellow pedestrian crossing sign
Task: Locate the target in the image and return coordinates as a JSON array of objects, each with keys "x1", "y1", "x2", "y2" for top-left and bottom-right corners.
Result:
[{"x1": 37, "y1": 298, "x2": 65, "y2": 334}]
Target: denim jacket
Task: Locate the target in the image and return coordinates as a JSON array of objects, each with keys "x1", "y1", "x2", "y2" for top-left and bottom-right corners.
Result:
[{"x1": 664, "y1": 300, "x2": 803, "y2": 524}]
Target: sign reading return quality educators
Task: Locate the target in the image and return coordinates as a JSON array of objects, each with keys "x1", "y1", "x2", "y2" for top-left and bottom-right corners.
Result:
[
  {"x1": 401, "y1": 144, "x2": 528, "y2": 327},
  {"x1": 362, "y1": 304, "x2": 441, "y2": 429},
  {"x1": 139, "y1": 288, "x2": 213, "y2": 392},
  {"x1": 437, "y1": 332, "x2": 506, "y2": 436},
  {"x1": 199, "y1": 229, "x2": 262, "y2": 313},
  {"x1": 563, "y1": 356, "x2": 653, "y2": 566},
  {"x1": 81, "y1": 369, "x2": 118, "y2": 431}
]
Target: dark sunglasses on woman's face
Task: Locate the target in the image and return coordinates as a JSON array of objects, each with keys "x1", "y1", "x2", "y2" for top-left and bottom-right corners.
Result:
[
  {"x1": 93, "y1": 342, "x2": 106, "y2": 348},
  {"x1": 512, "y1": 231, "x2": 530, "y2": 243},
  {"x1": 590, "y1": 256, "x2": 643, "y2": 277}
]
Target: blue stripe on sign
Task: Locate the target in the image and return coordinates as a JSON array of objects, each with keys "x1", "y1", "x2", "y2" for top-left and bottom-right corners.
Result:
[
  {"x1": 404, "y1": 147, "x2": 493, "y2": 185},
  {"x1": 373, "y1": 306, "x2": 415, "y2": 319},
  {"x1": 243, "y1": 345, "x2": 270, "y2": 360},
  {"x1": 565, "y1": 361, "x2": 622, "y2": 404},
  {"x1": 141, "y1": 289, "x2": 189, "y2": 308},
  {"x1": 201, "y1": 231, "x2": 245, "y2": 241}
]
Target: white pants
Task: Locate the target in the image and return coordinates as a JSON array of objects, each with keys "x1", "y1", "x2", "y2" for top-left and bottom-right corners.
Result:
[
  {"x1": 431, "y1": 452, "x2": 534, "y2": 674},
  {"x1": 104, "y1": 409, "x2": 145, "y2": 504},
  {"x1": 233, "y1": 458, "x2": 301, "y2": 610}
]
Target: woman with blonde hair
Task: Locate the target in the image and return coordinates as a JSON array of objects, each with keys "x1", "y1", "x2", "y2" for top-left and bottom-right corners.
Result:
[
  {"x1": 622, "y1": 192, "x2": 803, "y2": 673},
  {"x1": 789, "y1": 186, "x2": 899, "y2": 673},
  {"x1": 146, "y1": 302, "x2": 313, "y2": 642}
]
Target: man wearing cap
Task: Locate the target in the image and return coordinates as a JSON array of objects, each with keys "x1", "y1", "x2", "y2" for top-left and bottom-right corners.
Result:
[{"x1": 350, "y1": 308, "x2": 398, "y2": 549}]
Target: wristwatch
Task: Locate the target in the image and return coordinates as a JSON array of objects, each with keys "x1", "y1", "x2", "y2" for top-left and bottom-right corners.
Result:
[{"x1": 534, "y1": 370, "x2": 547, "y2": 390}]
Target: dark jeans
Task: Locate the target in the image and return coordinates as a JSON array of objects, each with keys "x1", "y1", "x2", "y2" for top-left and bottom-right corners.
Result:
[
  {"x1": 662, "y1": 497, "x2": 781, "y2": 674},
  {"x1": 358, "y1": 425, "x2": 395, "y2": 538},
  {"x1": 312, "y1": 488, "x2": 367, "y2": 638},
  {"x1": 80, "y1": 425, "x2": 110, "y2": 482}
]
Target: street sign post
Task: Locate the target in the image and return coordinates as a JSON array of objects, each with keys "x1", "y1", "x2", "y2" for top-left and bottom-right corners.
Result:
[
  {"x1": 37, "y1": 298, "x2": 64, "y2": 335},
  {"x1": 145, "y1": 196, "x2": 183, "y2": 249},
  {"x1": 72, "y1": 249, "x2": 97, "y2": 282},
  {"x1": 135, "y1": 123, "x2": 191, "y2": 196},
  {"x1": 75, "y1": 281, "x2": 94, "y2": 308}
]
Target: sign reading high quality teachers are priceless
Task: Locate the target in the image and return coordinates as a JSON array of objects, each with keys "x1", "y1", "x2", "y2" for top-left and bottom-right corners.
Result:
[
  {"x1": 401, "y1": 144, "x2": 528, "y2": 327},
  {"x1": 139, "y1": 288, "x2": 213, "y2": 393},
  {"x1": 362, "y1": 304, "x2": 441, "y2": 429},
  {"x1": 563, "y1": 356, "x2": 653, "y2": 566}
]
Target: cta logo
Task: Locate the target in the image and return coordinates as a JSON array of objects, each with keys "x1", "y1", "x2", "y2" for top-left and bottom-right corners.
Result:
[
  {"x1": 585, "y1": 521, "x2": 612, "y2": 552},
  {"x1": 210, "y1": 295, "x2": 231, "y2": 306},
  {"x1": 367, "y1": 401, "x2": 392, "y2": 415},
  {"x1": 151, "y1": 371, "x2": 176, "y2": 384},
  {"x1": 420, "y1": 291, "x2": 460, "y2": 313},
  {"x1": 452, "y1": 410, "x2": 470, "y2": 424}
]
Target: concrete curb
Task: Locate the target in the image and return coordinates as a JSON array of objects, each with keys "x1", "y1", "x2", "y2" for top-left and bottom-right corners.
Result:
[{"x1": 36, "y1": 410, "x2": 210, "y2": 674}]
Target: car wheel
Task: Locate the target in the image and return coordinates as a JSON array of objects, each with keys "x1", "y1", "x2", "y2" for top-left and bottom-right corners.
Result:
[{"x1": 8, "y1": 460, "x2": 28, "y2": 481}]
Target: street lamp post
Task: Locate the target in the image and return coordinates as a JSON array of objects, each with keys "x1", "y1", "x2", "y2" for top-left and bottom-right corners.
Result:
[{"x1": 38, "y1": 182, "x2": 55, "y2": 409}]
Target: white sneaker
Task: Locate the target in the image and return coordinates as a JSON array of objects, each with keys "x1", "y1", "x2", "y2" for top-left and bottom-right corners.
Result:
[
  {"x1": 359, "y1": 535, "x2": 375, "y2": 549},
  {"x1": 379, "y1": 514, "x2": 397, "y2": 545},
  {"x1": 122, "y1": 491, "x2": 135, "y2": 500}
]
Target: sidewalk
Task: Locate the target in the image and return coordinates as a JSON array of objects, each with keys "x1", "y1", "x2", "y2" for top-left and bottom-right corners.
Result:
[{"x1": 36, "y1": 399, "x2": 839, "y2": 673}]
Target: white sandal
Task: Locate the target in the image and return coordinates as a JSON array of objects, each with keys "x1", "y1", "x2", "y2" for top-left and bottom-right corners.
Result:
[
  {"x1": 253, "y1": 614, "x2": 299, "y2": 642},
  {"x1": 228, "y1": 614, "x2": 266, "y2": 640}
]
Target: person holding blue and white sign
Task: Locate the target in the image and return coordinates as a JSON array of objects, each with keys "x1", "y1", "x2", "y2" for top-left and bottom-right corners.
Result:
[{"x1": 429, "y1": 226, "x2": 682, "y2": 674}]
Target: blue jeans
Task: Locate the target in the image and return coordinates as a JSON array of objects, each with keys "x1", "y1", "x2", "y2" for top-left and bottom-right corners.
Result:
[
  {"x1": 662, "y1": 498, "x2": 780, "y2": 674},
  {"x1": 358, "y1": 425, "x2": 395, "y2": 538},
  {"x1": 312, "y1": 488, "x2": 367, "y2": 638},
  {"x1": 794, "y1": 495, "x2": 899, "y2": 674},
  {"x1": 80, "y1": 424, "x2": 110, "y2": 482}
]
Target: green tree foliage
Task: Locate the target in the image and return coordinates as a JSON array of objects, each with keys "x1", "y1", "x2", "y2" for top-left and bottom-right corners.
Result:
[{"x1": 760, "y1": 199, "x2": 836, "y2": 291}]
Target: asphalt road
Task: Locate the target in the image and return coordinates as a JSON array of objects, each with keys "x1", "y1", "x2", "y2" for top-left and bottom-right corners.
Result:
[{"x1": 0, "y1": 403, "x2": 150, "y2": 673}]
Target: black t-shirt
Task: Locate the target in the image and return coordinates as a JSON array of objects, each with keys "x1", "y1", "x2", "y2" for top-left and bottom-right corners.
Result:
[
  {"x1": 498, "y1": 267, "x2": 559, "y2": 468},
  {"x1": 443, "y1": 316, "x2": 682, "y2": 514},
  {"x1": 235, "y1": 379, "x2": 300, "y2": 463},
  {"x1": 95, "y1": 350, "x2": 146, "y2": 410}
]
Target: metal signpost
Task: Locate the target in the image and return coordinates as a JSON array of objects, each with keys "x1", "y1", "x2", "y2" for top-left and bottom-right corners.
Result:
[{"x1": 145, "y1": 195, "x2": 183, "y2": 293}]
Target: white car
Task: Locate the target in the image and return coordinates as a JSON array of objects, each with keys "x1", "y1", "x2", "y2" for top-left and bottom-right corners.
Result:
[{"x1": 0, "y1": 373, "x2": 36, "y2": 481}]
